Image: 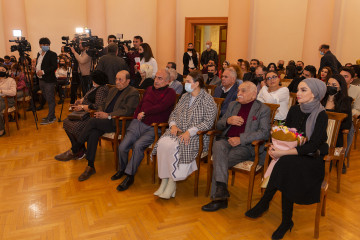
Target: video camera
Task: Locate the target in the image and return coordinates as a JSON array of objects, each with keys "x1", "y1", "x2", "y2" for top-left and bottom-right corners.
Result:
[
  {"x1": 61, "y1": 34, "x2": 103, "y2": 58},
  {"x1": 113, "y1": 34, "x2": 132, "y2": 58},
  {"x1": 9, "y1": 37, "x2": 31, "y2": 53}
]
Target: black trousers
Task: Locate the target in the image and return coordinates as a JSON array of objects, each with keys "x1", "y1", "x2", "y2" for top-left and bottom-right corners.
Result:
[
  {"x1": 72, "y1": 118, "x2": 115, "y2": 168},
  {"x1": 81, "y1": 75, "x2": 92, "y2": 96}
]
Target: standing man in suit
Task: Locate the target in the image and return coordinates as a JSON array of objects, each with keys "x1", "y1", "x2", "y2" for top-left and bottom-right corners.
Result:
[
  {"x1": 202, "y1": 82, "x2": 271, "y2": 212},
  {"x1": 36, "y1": 37, "x2": 58, "y2": 125},
  {"x1": 318, "y1": 44, "x2": 342, "y2": 74},
  {"x1": 203, "y1": 65, "x2": 221, "y2": 86},
  {"x1": 55, "y1": 70, "x2": 140, "y2": 181},
  {"x1": 213, "y1": 68, "x2": 239, "y2": 116}
]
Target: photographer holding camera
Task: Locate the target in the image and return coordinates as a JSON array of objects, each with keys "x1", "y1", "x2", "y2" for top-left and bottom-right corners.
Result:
[
  {"x1": 96, "y1": 43, "x2": 128, "y2": 85},
  {"x1": 70, "y1": 41, "x2": 91, "y2": 96},
  {"x1": 36, "y1": 37, "x2": 58, "y2": 125},
  {"x1": 123, "y1": 36, "x2": 143, "y2": 79}
]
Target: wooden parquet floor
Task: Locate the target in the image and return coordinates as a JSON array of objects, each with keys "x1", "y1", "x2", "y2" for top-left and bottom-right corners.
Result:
[{"x1": 1, "y1": 101, "x2": 360, "y2": 240}]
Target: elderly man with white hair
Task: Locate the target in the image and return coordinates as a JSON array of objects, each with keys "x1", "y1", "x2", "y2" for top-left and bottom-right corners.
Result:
[
  {"x1": 202, "y1": 81, "x2": 271, "y2": 212},
  {"x1": 168, "y1": 68, "x2": 183, "y2": 94}
]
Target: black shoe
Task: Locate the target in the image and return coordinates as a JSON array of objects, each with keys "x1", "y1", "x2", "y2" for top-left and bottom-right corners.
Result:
[
  {"x1": 116, "y1": 175, "x2": 134, "y2": 191},
  {"x1": 36, "y1": 106, "x2": 44, "y2": 111},
  {"x1": 212, "y1": 182, "x2": 230, "y2": 200},
  {"x1": 245, "y1": 200, "x2": 270, "y2": 219},
  {"x1": 201, "y1": 199, "x2": 228, "y2": 212},
  {"x1": 0, "y1": 130, "x2": 5, "y2": 137},
  {"x1": 271, "y1": 220, "x2": 294, "y2": 240},
  {"x1": 111, "y1": 170, "x2": 125, "y2": 181}
]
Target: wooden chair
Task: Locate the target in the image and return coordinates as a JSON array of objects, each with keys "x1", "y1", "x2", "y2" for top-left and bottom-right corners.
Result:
[
  {"x1": 345, "y1": 115, "x2": 359, "y2": 168},
  {"x1": 352, "y1": 115, "x2": 360, "y2": 150},
  {"x1": 205, "y1": 103, "x2": 279, "y2": 211},
  {"x1": 325, "y1": 112, "x2": 349, "y2": 193},
  {"x1": 281, "y1": 79, "x2": 292, "y2": 88},
  {"x1": 2, "y1": 95, "x2": 20, "y2": 136},
  {"x1": 152, "y1": 97, "x2": 224, "y2": 196},
  {"x1": 205, "y1": 85, "x2": 217, "y2": 96},
  {"x1": 288, "y1": 92, "x2": 297, "y2": 110}
]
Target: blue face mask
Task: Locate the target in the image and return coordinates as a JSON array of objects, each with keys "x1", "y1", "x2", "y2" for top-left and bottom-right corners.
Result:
[
  {"x1": 42, "y1": 46, "x2": 50, "y2": 52},
  {"x1": 185, "y1": 83, "x2": 193, "y2": 93},
  {"x1": 320, "y1": 51, "x2": 324, "y2": 56}
]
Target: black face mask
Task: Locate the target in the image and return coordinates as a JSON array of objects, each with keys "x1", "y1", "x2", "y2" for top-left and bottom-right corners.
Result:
[
  {"x1": 60, "y1": 64, "x2": 65, "y2": 66},
  {"x1": 208, "y1": 72, "x2": 214, "y2": 78},
  {"x1": 0, "y1": 72, "x2": 6, "y2": 77},
  {"x1": 250, "y1": 67, "x2": 256, "y2": 72},
  {"x1": 327, "y1": 86, "x2": 339, "y2": 96},
  {"x1": 187, "y1": 48, "x2": 192, "y2": 52},
  {"x1": 296, "y1": 66, "x2": 303, "y2": 71},
  {"x1": 278, "y1": 64, "x2": 284, "y2": 69}
]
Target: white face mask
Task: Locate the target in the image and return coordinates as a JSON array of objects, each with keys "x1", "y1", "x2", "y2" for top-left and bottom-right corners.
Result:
[
  {"x1": 320, "y1": 51, "x2": 325, "y2": 56},
  {"x1": 206, "y1": 44, "x2": 210, "y2": 49},
  {"x1": 185, "y1": 83, "x2": 193, "y2": 93}
]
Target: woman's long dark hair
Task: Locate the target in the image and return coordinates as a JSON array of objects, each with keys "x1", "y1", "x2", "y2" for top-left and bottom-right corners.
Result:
[
  {"x1": 321, "y1": 74, "x2": 352, "y2": 113},
  {"x1": 140, "y1": 43, "x2": 154, "y2": 62}
]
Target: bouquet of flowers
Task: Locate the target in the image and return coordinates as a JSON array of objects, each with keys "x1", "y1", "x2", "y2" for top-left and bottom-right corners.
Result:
[{"x1": 261, "y1": 124, "x2": 306, "y2": 188}]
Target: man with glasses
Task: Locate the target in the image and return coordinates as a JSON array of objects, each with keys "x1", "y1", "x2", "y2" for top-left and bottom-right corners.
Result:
[{"x1": 287, "y1": 65, "x2": 317, "y2": 93}]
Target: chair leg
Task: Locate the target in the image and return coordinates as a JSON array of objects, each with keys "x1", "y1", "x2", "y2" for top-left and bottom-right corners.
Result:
[
  {"x1": 23, "y1": 102, "x2": 27, "y2": 120},
  {"x1": 4, "y1": 113, "x2": 10, "y2": 136},
  {"x1": 321, "y1": 194, "x2": 327, "y2": 216},
  {"x1": 194, "y1": 168, "x2": 200, "y2": 197},
  {"x1": 231, "y1": 170, "x2": 235, "y2": 186},
  {"x1": 205, "y1": 162, "x2": 213, "y2": 197},
  {"x1": 314, "y1": 201, "x2": 322, "y2": 239},
  {"x1": 247, "y1": 171, "x2": 256, "y2": 210},
  {"x1": 336, "y1": 159, "x2": 343, "y2": 193},
  {"x1": 98, "y1": 139, "x2": 102, "y2": 146},
  {"x1": 15, "y1": 112, "x2": 19, "y2": 130}
]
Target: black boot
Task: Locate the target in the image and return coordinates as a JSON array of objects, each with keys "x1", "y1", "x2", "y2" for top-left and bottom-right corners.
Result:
[
  {"x1": 245, "y1": 186, "x2": 277, "y2": 219},
  {"x1": 212, "y1": 182, "x2": 230, "y2": 200},
  {"x1": 116, "y1": 175, "x2": 134, "y2": 191},
  {"x1": 271, "y1": 193, "x2": 294, "y2": 240}
]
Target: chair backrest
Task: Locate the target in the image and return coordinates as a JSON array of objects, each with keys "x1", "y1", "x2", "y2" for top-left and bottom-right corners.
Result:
[
  {"x1": 263, "y1": 103, "x2": 280, "y2": 123},
  {"x1": 106, "y1": 84, "x2": 116, "y2": 89},
  {"x1": 205, "y1": 85, "x2": 217, "y2": 96},
  {"x1": 326, "y1": 111, "x2": 348, "y2": 149},
  {"x1": 212, "y1": 97, "x2": 225, "y2": 126},
  {"x1": 281, "y1": 79, "x2": 292, "y2": 88},
  {"x1": 288, "y1": 92, "x2": 297, "y2": 110},
  {"x1": 137, "y1": 89, "x2": 145, "y2": 101}
]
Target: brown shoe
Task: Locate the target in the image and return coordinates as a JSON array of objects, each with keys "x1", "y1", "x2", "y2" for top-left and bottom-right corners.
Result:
[
  {"x1": 55, "y1": 150, "x2": 76, "y2": 161},
  {"x1": 78, "y1": 166, "x2": 96, "y2": 181}
]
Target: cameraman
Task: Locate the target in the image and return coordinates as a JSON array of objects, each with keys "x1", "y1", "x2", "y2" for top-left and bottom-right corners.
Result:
[
  {"x1": 70, "y1": 41, "x2": 91, "y2": 96},
  {"x1": 123, "y1": 35, "x2": 143, "y2": 79},
  {"x1": 100, "y1": 35, "x2": 120, "y2": 57},
  {"x1": 96, "y1": 43, "x2": 128, "y2": 85},
  {"x1": 36, "y1": 37, "x2": 58, "y2": 125}
]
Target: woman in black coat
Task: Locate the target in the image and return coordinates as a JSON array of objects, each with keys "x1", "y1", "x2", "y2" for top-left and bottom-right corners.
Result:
[
  {"x1": 246, "y1": 78, "x2": 328, "y2": 240},
  {"x1": 183, "y1": 43, "x2": 198, "y2": 75}
]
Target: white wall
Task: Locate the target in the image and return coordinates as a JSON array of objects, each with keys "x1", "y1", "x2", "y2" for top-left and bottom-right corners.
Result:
[
  {"x1": 176, "y1": 0, "x2": 229, "y2": 73},
  {"x1": 0, "y1": 0, "x2": 6, "y2": 56}
]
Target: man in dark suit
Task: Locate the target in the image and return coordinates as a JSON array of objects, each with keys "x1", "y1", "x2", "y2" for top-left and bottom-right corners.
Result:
[
  {"x1": 213, "y1": 68, "x2": 239, "y2": 116},
  {"x1": 318, "y1": 44, "x2": 342, "y2": 74},
  {"x1": 243, "y1": 59, "x2": 259, "y2": 82},
  {"x1": 96, "y1": 43, "x2": 129, "y2": 85},
  {"x1": 36, "y1": 37, "x2": 58, "y2": 125},
  {"x1": 55, "y1": 70, "x2": 140, "y2": 181},
  {"x1": 202, "y1": 81, "x2": 271, "y2": 212},
  {"x1": 203, "y1": 64, "x2": 221, "y2": 86}
]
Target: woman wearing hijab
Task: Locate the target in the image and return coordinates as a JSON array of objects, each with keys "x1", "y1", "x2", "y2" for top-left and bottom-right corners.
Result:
[{"x1": 245, "y1": 78, "x2": 328, "y2": 240}]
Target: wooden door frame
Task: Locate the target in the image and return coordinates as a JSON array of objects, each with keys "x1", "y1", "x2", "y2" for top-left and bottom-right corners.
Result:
[{"x1": 184, "y1": 17, "x2": 228, "y2": 52}]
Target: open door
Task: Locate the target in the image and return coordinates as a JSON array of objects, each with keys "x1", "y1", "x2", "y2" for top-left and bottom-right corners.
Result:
[{"x1": 218, "y1": 25, "x2": 227, "y2": 71}]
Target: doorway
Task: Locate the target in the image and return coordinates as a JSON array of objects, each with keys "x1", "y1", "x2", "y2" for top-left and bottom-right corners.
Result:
[{"x1": 185, "y1": 17, "x2": 228, "y2": 70}]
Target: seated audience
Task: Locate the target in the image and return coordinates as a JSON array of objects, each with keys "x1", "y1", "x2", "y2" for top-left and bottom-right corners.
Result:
[
  {"x1": 243, "y1": 59, "x2": 259, "y2": 81},
  {"x1": 237, "y1": 59, "x2": 244, "y2": 66},
  {"x1": 201, "y1": 81, "x2": 271, "y2": 212},
  {"x1": 318, "y1": 66, "x2": 332, "y2": 82},
  {"x1": 285, "y1": 60, "x2": 296, "y2": 79},
  {"x1": 55, "y1": 70, "x2": 109, "y2": 160},
  {"x1": 277, "y1": 60, "x2": 285, "y2": 74},
  {"x1": 254, "y1": 66, "x2": 267, "y2": 92},
  {"x1": 321, "y1": 74, "x2": 352, "y2": 173},
  {"x1": 133, "y1": 64, "x2": 154, "y2": 89},
  {"x1": 295, "y1": 61, "x2": 304, "y2": 77},
  {"x1": 267, "y1": 63, "x2": 277, "y2": 72},
  {"x1": 203, "y1": 64, "x2": 221, "y2": 86},
  {"x1": 257, "y1": 71, "x2": 289, "y2": 121},
  {"x1": 55, "y1": 70, "x2": 140, "y2": 181},
  {"x1": 168, "y1": 68, "x2": 183, "y2": 94},
  {"x1": 137, "y1": 43, "x2": 157, "y2": 78},
  {"x1": 240, "y1": 60, "x2": 250, "y2": 78},
  {"x1": 214, "y1": 68, "x2": 239, "y2": 116},
  {"x1": 351, "y1": 65, "x2": 360, "y2": 86},
  {"x1": 152, "y1": 71, "x2": 217, "y2": 199},
  {"x1": 111, "y1": 69, "x2": 176, "y2": 191},
  {"x1": 341, "y1": 66, "x2": 360, "y2": 116},
  {"x1": 246, "y1": 78, "x2": 328, "y2": 240},
  {"x1": 0, "y1": 65, "x2": 17, "y2": 136},
  {"x1": 166, "y1": 62, "x2": 183, "y2": 83},
  {"x1": 219, "y1": 60, "x2": 230, "y2": 78},
  {"x1": 55, "y1": 58, "x2": 71, "y2": 104},
  {"x1": 229, "y1": 64, "x2": 243, "y2": 85},
  {"x1": 288, "y1": 65, "x2": 317, "y2": 93},
  {"x1": 10, "y1": 63, "x2": 27, "y2": 100}
]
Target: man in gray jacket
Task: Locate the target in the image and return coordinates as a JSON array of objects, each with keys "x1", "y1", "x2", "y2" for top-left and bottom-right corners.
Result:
[
  {"x1": 201, "y1": 81, "x2": 271, "y2": 212},
  {"x1": 97, "y1": 43, "x2": 129, "y2": 85},
  {"x1": 203, "y1": 64, "x2": 221, "y2": 86},
  {"x1": 168, "y1": 68, "x2": 183, "y2": 94}
]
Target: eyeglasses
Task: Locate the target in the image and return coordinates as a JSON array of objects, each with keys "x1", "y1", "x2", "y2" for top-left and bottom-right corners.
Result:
[{"x1": 266, "y1": 75, "x2": 278, "y2": 81}]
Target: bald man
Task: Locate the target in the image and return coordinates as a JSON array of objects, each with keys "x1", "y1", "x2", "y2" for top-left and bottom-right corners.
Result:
[
  {"x1": 200, "y1": 41, "x2": 218, "y2": 73},
  {"x1": 202, "y1": 82, "x2": 271, "y2": 212}
]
